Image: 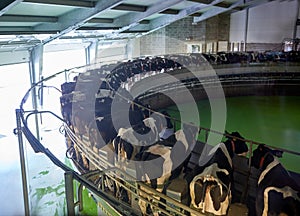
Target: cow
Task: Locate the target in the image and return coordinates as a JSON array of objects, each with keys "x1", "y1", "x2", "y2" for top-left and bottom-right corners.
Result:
[
  {"x1": 135, "y1": 124, "x2": 199, "y2": 216},
  {"x1": 112, "y1": 116, "x2": 161, "y2": 165},
  {"x1": 250, "y1": 144, "x2": 300, "y2": 216},
  {"x1": 158, "y1": 110, "x2": 174, "y2": 141},
  {"x1": 187, "y1": 131, "x2": 248, "y2": 216},
  {"x1": 111, "y1": 115, "x2": 163, "y2": 203}
]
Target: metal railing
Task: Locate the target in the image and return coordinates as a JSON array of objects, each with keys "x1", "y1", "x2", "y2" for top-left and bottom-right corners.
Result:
[{"x1": 16, "y1": 54, "x2": 300, "y2": 215}]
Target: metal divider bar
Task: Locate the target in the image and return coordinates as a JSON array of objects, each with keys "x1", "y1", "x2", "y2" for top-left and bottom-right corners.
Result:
[{"x1": 15, "y1": 109, "x2": 30, "y2": 216}]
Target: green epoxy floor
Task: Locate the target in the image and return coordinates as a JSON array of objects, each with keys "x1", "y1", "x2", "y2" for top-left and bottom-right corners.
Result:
[{"x1": 166, "y1": 96, "x2": 300, "y2": 173}]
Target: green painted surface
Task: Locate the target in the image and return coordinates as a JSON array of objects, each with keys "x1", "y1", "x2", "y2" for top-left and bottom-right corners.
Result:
[
  {"x1": 166, "y1": 96, "x2": 300, "y2": 173},
  {"x1": 29, "y1": 153, "x2": 99, "y2": 215},
  {"x1": 74, "y1": 182, "x2": 98, "y2": 215}
]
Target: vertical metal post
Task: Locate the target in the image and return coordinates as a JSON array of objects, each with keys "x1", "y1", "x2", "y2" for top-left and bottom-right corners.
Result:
[
  {"x1": 293, "y1": 0, "x2": 300, "y2": 40},
  {"x1": 78, "y1": 184, "x2": 84, "y2": 211},
  {"x1": 244, "y1": 8, "x2": 249, "y2": 52},
  {"x1": 29, "y1": 45, "x2": 43, "y2": 141},
  {"x1": 65, "y1": 171, "x2": 75, "y2": 216},
  {"x1": 65, "y1": 70, "x2": 68, "y2": 82},
  {"x1": 15, "y1": 109, "x2": 30, "y2": 216},
  {"x1": 86, "y1": 39, "x2": 98, "y2": 65},
  {"x1": 40, "y1": 76, "x2": 44, "y2": 107},
  {"x1": 292, "y1": 0, "x2": 300, "y2": 51}
]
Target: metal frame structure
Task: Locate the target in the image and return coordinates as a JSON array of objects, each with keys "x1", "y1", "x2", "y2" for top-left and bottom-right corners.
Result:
[
  {"x1": 0, "y1": 0, "x2": 282, "y2": 53},
  {"x1": 15, "y1": 58, "x2": 300, "y2": 215}
]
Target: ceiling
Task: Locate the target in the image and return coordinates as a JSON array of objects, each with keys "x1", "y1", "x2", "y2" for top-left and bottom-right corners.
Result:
[{"x1": 0, "y1": 0, "x2": 272, "y2": 53}]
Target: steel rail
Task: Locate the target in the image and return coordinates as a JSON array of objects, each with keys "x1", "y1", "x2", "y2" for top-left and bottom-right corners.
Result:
[{"x1": 17, "y1": 53, "x2": 300, "y2": 215}]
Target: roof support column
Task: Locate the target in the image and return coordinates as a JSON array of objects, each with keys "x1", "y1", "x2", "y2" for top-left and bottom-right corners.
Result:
[
  {"x1": 244, "y1": 8, "x2": 249, "y2": 52},
  {"x1": 293, "y1": 0, "x2": 300, "y2": 49},
  {"x1": 85, "y1": 40, "x2": 98, "y2": 65},
  {"x1": 28, "y1": 44, "x2": 43, "y2": 140}
]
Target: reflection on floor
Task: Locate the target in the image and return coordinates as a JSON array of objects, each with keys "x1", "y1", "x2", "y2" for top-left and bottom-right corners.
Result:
[
  {"x1": 0, "y1": 125, "x2": 67, "y2": 215},
  {"x1": 0, "y1": 135, "x2": 25, "y2": 215}
]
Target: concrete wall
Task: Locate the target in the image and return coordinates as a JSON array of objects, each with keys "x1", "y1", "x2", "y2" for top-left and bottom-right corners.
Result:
[
  {"x1": 101, "y1": 0, "x2": 298, "y2": 59},
  {"x1": 140, "y1": 28, "x2": 166, "y2": 56},
  {"x1": 206, "y1": 14, "x2": 230, "y2": 42},
  {"x1": 127, "y1": 38, "x2": 140, "y2": 59},
  {"x1": 165, "y1": 17, "x2": 206, "y2": 54},
  {"x1": 230, "y1": 0, "x2": 299, "y2": 51},
  {"x1": 139, "y1": 15, "x2": 230, "y2": 56}
]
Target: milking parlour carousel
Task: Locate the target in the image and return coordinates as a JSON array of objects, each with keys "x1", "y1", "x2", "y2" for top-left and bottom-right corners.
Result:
[{"x1": 17, "y1": 51, "x2": 300, "y2": 216}]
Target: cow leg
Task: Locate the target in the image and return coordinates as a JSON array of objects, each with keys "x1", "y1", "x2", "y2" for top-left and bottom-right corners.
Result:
[
  {"x1": 138, "y1": 197, "x2": 148, "y2": 216},
  {"x1": 138, "y1": 186, "x2": 151, "y2": 216},
  {"x1": 190, "y1": 179, "x2": 204, "y2": 209},
  {"x1": 119, "y1": 187, "x2": 130, "y2": 203},
  {"x1": 209, "y1": 183, "x2": 230, "y2": 213},
  {"x1": 80, "y1": 153, "x2": 89, "y2": 170}
]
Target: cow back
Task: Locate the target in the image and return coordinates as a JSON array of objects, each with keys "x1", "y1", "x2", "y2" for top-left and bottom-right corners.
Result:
[{"x1": 256, "y1": 161, "x2": 300, "y2": 216}]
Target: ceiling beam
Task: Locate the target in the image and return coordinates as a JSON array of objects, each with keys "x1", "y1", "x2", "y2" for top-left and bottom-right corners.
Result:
[
  {"x1": 0, "y1": 30, "x2": 57, "y2": 35},
  {"x1": 0, "y1": 39, "x2": 40, "y2": 46},
  {"x1": 0, "y1": 14, "x2": 57, "y2": 22},
  {"x1": 0, "y1": 26, "x2": 32, "y2": 32},
  {"x1": 237, "y1": 0, "x2": 275, "y2": 10},
  {"x1": 187, "y1": 0, "x2": 214, "y2": 4},
  {"x1": 187, "y1": 0, "x2": 240, "y2": 9},
  {"x1": 112, "y1": 3, "x2": 147, "y2": 12},
  {"x1": 33, "y1": 0, "x2": 126, "y2": 44},
  {"x1": 23, "y1": 0, "x2": 95, "y2": 8},
  {"x1": 110, "y1": 0, "x2": 184, "y2": 34},
  {"x1": 142, "y1": 0, "x2": 228, "y2": 32},
  {"x1": 190, "y1": 12, "x2": 203, "y2": 17},
  {"x1": 139, "y1": 20, "x2": 150, "y2": 24},
  {"x1": 160, "y1": 9, "x2": 180, "y2": 15},
  {"x1": 123, "y1": 29, "x2": 148, "y2": 33},
  {"x1": 0, "y1": 0, "x2": 23, "y2": 16},
  {"x1": 78, "y1": 26, "x2": 120, "y2": 31},
  {"x1": 215, "y1": 2, "x2": 233, "y2": 8},
  {"x1": 193, "y1": 0, "x2": 243, "y2": 23},
  {"x1": 88, "y1": 18, "x2": 114, "y2": 24}
]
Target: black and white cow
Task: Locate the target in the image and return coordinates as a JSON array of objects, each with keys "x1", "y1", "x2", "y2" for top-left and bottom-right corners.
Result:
[
  {"x1": 135, "y1": 124, "x2": 199, "y2": 216},
  {"x1": 251, "y1": 144, "x2": 300, "y2": 216},
  {"x1": 111, "y1": 116, "x2": 162, "y2": 203},
  {"x1": 112, "y1": 116, "x2": 160, "y2": 165},
  {"x1": 187, "y1": 131, "x2": 248, "y2": 215}
]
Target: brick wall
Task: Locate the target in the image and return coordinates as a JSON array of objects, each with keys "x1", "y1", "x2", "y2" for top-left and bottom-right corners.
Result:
[
  {"x1": 140, "y1": 15, "x2": 230, "y2": 56},
  {"x1": 140, "y1": 28, "x2": 166, "y2": 56},
  {"x1": 206, "y1": 14, "x2": 230, "y2": 42},
  {"x1": 165, "y1": 17, "x2": 206, "y2": 54}
]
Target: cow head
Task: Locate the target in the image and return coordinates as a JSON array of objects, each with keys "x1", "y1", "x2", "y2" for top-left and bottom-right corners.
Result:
[
  {"x1": 251, "y1": 144, "x2": 283, "y2": 169},
  {"x1": 225, "y1": 131, "x2": 248, "y2": 157}
]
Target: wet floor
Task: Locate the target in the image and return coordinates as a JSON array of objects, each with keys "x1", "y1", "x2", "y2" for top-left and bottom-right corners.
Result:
[
  {"x1": 0, "y1": 134, "x2": 25, "y2": 216},
  {"x1": 0, "y1": 63, "x2": 30, "y2": 215}
]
